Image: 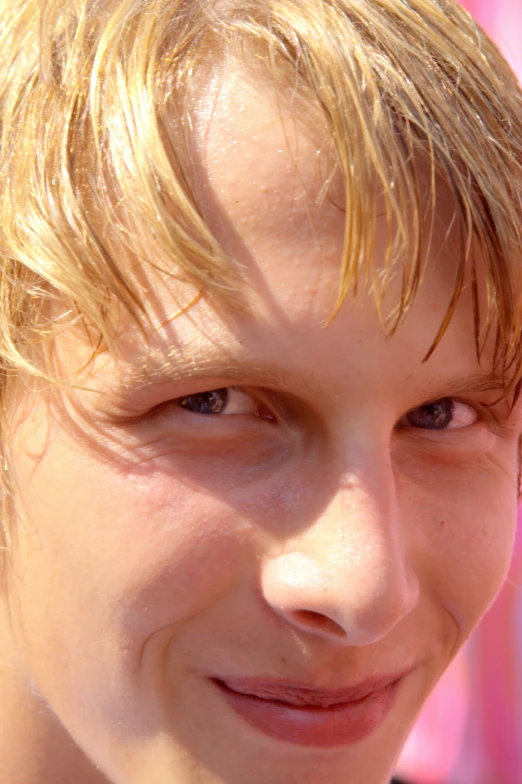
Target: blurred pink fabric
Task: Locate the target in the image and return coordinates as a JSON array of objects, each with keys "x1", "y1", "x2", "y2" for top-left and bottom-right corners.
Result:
[{"x1": 395, "y1": 4, "x2": 522, "y2": 781}]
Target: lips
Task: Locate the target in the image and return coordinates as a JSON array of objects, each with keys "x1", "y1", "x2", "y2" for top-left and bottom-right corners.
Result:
[{"x1": 212, "y1": 673, "x2": 404, "y2": 748}]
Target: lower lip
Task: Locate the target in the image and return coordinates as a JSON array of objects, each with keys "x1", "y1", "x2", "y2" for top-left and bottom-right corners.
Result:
[{"x1": 213, "y1": 679, "x2": 399, "y2": 748}]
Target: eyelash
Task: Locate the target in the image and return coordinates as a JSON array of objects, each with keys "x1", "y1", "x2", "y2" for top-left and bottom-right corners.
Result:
[
  {"x1": 163, "y1": 386, "x2": 479, "y2": 434},
  {"x1": 150, "y1": 386, "x2": 277, "y2": 423},
  {"x1": 397, "y1": 397, "x2": 478, "y2": 431}
]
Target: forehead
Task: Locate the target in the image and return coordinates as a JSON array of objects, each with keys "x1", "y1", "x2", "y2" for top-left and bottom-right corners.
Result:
[
  {"x1": 182, "y1": 63, "x2": 466, "y2": 326},
  {"x1": 196, "y1": 64, "x2": 336, "y2": 223},
  {"x1": 187, "y1": 63, "x2": 341, "y2": 316},
  {"x1": 108, "y1": 66, "x2": 489, "y2": 402}
]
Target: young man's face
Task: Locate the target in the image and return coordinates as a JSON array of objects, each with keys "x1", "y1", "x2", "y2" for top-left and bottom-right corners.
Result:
[{"x1": 4, "y1": 65, "x2": 521, "y2": 784}]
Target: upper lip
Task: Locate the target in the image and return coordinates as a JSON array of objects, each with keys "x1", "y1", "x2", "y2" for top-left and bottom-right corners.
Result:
[{"x1": 214, "y1": 672, "x2": 407, "y2": 708}]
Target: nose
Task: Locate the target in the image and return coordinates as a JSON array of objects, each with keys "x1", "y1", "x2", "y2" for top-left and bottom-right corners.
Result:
[{"x1": 260, "y1": 461, "x2": 419, "y2": 646}]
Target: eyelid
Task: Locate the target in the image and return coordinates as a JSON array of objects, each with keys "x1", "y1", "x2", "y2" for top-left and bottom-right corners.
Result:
[
  {"x1": 176, "y1": 387, "x2": 255, "y2": 417},
  {"x1": 150, "y1": 385, "x2": 278, "y2": 422},
  {"x1": 396, "y1": 396, "x2": 478, "y2": 431}
]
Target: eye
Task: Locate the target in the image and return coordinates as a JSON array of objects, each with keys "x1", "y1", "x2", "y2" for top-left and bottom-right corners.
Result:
[
  {"x1": 175, "y1": 387, "x2": 275, "y2": 420},
  {"x1": 177, "y1": 388, "x2": 231, "y2": 415},
  {"x1": 400, "y1": 397, "x2": 478, "y2": 430}
]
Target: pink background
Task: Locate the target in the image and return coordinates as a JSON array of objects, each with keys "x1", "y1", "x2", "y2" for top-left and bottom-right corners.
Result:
[{"x1": 459, "y1": 0, "x2": 522, "y2": 79}]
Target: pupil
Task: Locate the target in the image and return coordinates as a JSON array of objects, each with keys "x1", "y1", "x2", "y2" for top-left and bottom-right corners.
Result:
[
  {"x1": 178, "y1": 388, "x2": 229, "y2": 415},
  {"x1": 407, "y1": 398, "x2": 454, "y2": 429}
]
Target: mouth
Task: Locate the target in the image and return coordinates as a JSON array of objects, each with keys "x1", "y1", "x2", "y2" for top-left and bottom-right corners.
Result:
[{"x1": 211, "y1": 673, "x2": 405, "y2": 748}]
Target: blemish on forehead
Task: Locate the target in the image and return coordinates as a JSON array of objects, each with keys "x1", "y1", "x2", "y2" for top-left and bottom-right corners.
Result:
[{"x1": 197, "y1": 64, "x2": 340, "y2": 205}]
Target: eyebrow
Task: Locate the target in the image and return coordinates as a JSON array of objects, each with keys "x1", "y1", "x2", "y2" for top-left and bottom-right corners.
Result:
[
  {"x1": 117, "y1": 348, "x2": 318, "y2": 395},
  {"x1": 117, "y1": 348, "x2": 508, "y2": 399},
  {"x1": 409, "y1": 369, "x2": 510, "y2": 403}
]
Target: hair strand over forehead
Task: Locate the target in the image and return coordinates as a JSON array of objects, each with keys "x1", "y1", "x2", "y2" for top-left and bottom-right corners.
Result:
[{"x1": 1, "y1": 0, "x2": 522, "y2": 545}]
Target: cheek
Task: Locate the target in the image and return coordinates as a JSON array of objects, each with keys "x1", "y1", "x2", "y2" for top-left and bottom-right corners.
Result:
[
  {"x1": 13, "y1": 461, "x2": 256, "y2": 641},
  {"x1": 8, "y1": 441, "x2": 271, "y2": 736},
  {"x1": 401, "y1": 459, "x2": 518, "y2": 640}
]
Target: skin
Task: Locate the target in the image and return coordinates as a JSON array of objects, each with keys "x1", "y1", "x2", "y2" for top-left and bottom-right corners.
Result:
[{"x1": 0, "y1": 63, "x2": 521, "y2": 784}]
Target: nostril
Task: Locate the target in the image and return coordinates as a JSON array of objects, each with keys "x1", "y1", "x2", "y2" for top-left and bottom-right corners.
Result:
[{"x1": 292, "y1": 610, "x2": 346, "y2": 638}]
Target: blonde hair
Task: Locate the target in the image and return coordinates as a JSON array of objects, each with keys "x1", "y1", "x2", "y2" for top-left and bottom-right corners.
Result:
[{"x1": 1, "y1": 0, "x2": 522, "y2": 543}]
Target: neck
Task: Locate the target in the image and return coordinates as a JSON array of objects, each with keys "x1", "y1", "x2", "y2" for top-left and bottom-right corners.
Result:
[{"x1": 0, "y1": 603, "x2": 110, "y2": 784}]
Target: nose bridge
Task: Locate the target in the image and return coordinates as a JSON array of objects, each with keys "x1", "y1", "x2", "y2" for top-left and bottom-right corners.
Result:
[
  {"x1": 261, "y1": 453, "x2": 419, "y2": 646},
  {"x1": 307, "y1": 470, "x2": 395, "y2": 571}
]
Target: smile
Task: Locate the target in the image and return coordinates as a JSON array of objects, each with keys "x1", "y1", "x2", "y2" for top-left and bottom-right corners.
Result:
[{"x1": 211, "y1": 674, "x2": 405, "y2": 748}]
